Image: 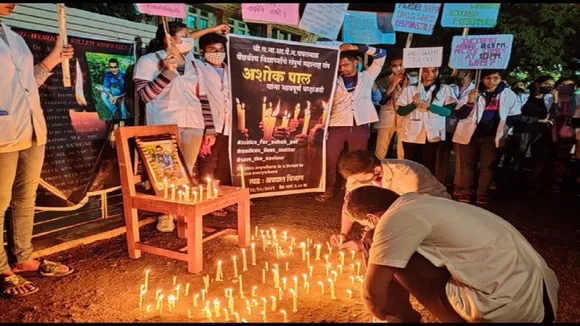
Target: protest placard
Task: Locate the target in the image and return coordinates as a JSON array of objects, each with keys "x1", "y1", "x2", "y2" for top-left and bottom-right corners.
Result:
[
  {"x1": 441, "y1": 3, "x2": 501, "y2": 28},
  {"x1": 449, "y1": 34, "x2": 513, "y2": 69},
  {"x1": 227, "y1": 35, "x2": 340, "y2": 198},
  {"x1": 135, "y1": 3, "x2": 185, "y2": 19},
  {"x1": 315, "y1": 40, "x2": 343, "y2": 48},
  {"x1": 299, "y1": 3, "x2": 349, "y2": 40},
  {"x1": 342, "y1": 11, "x2": 396, "y2": 45},
  {"x1": 403, "y1": 46, "x2": 444, "y2": 68},
  {"x1": 241, "y1": 3, "x2": 300, "y2": 26},
  {"x1": 391, "y1": 3, "x2": 442, "y2": 36}
]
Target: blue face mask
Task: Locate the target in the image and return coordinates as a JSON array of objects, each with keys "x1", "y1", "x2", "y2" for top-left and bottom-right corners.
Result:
[{"x1": 356, "y1": 62, "x2": 363, "y2": 72}]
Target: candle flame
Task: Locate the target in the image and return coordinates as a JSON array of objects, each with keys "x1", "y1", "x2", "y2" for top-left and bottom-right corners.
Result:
[
  {"x1": 263, "y1": 96, "x2": 267, "y2": 103},
  {"x1": 272, "y1": 100, "x2": 281, "y2": 117},
  {"x1": 236, "y1": 97, "x2": 240, "y2": 104},
  {"x1": 306, "y1": 100, "x2": 311, "y2": 109}
]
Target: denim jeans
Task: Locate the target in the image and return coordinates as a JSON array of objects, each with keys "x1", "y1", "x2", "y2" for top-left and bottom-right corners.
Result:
[
  {"x1": 457, "y1": 135, "x2": 498, "y2": 198},
  {"x1": 101, "y1": 92, "x2": 128, "y2": 120},
  {"x1": 0, "y1": 141, "x2": 45, "y2": 273}
]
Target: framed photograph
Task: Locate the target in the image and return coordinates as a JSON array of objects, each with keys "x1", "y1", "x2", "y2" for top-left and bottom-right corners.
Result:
[{"x1": 135, "y1": 133, "x2": 193, "y2": 196}]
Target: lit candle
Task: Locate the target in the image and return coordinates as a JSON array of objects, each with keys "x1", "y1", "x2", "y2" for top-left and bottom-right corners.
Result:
[
  {"x1": 214, "y1": 299, "x2": 221, "y2": 317},
  {"x1": 193, "y1": 293, "x2": 199, "y2": 307},
  {"x1": 325, "y1": 264, "x2": 331, "y2": 277},
  {"x1": 351, "y1": 250, "x2": 356, "y2": 260},
  {"x1": 261, "y1": 311, "x2": 267, "y2": 323},
  {"x1": 183, "y1": 185, "x2": 190, "y2": 201},
  {"x1": 157, "y1": 294, "x2": 164, "y2": 311},
  {"x1": 281, "y1": 310, "x2": 288, "y2": 323},
  {"x1": 206, "y1": 307, "x2": 213, "y2": 322},
  {"x1": 309, "y1": 266, "x2": 314, "y2": 278},
  {"x1": 203, "y1": 275, "x2": 210, "y2": 292},
  {"x1": 213, "y1": 188, "x2": 218, "y2": 199},
  {"x1": 144, "y1": 269, "x2": 150, "y2": 291},
  {"x1": 255, "y1": 226, "x2": 259, "y2": 238},
  {"x1": 300, "y1": 242, "x2": 306, "y2": 261},
  {"x1": 278, "y1": 287, "x2": 283, "y2": 300},
  {"x1": 273, "y1": 269, "x2": 280, "y2": 289},
  {"x1": 293, "y1": 275, "x2": 298, "y2": 294},
  {"x1": 332, "y1": 270, "x2": 338, "y2": 283},
  {"x1": 285, "y1": 262, "x2": 289, "y2": 271},
  {"x1": 350, "y1": 263, "x2": 355, "y2": 272},
  {"x1": 282, "y1": 231, "x2": 288, "y2": 242},
  {"x1": 324, "y1": 254, "x2": 329, "y2": 264},
  {"x1": 350, "y1": 276, "x2": 355, "y2": 284},
  {"x1": 168, "y1": 295, "x2": 176, "y2": 312},
  {"x1": 291, "y1": 237, "x2": 296, "y2": 246},
  {"x1": 347, "y1": 289, "x2": 353, "y2": 299},
  {"x1": 185, "y1": 282, "x2": 190, "y2": 296},
  {"x1": 155, "y1": 289, "x2": 162, "y2": 301},
  {"x1": 276, "y1": 245, "x2": 280, "y2": 260},
  {"x1": 233, "y1": 256, "x2": 238, "y2": 278},
  {"x1": 270, "y1": 296, "x2": 277, "y2": 311},
  {"x1": 261, "y1": 297, "x2": 267, "y2": 314},
  {"x1": 146, "y1": 305, "x2": 152, "y2": 313},
  {"x1": 290, "y1": 289, "x2": 298, "y2": 313},
  {"x1": 262, "y1": 235, "x2": 267, "y2": 252},
  {"x1": 170, "y1": 184, "x2": 176, "y2": 201},
  {"x1": 318, "y1": 281, "x2": 324, "y2": 295},
  {"x1": 293, "y1": 103, "x2": 301, "y2": 121},
  {"x1": 301, "y1": 109, "x2": 311, "y2": 135},
  {"x1": 282, "y1": 277, "x2": 287, "y2": 291},
  {"x1": 281, "y1": 110, "x2": 289, "y2": 128},
  {"x1": 139, "y1": 289, "x2": 146, "y2": 308},
  {"x1": 305, "y1": 281, "x2": 310, "y2": 295},
  {"x1": 176, "y1": 284, "x2": 181, "y2": 301},
  {"x1": 289, "y1": 246, "x2": 293, "y2": 254},
  {"x1": 192, "y1": 190, "x2": 198, "y2": 203},
  {"x1": 328, "y1": 279, "x2": 337, "y2": 300},
  {"x1": 329, "y1": 247, "x2": 333, "y2": 256},
  {"x1": 356, "y1": 261, "x2": 361, "y2": 276},
  {"x1": 163, "y1": 177, "x2": 168, "y2": 199},
  {"x1": 262, "y1": 269, "x2": 266, "y2": 284},
  {"x1": 206, "y1": 177, "x2": 212, "y2": 199},
  {"x1": 239, "y1": 165, "x2": 245, "y2": 189},
  {"x1": 262, "y1": 96, "x2": 267, "y2": 121},
  {"x1": 251, "y1": 243, "x2": 256, "y2": 266},
  {"x1": 224, "y1": 308, "x2": 230, "y2": 322},
  {"x1": 302, "y1": 274, "x2": 308, "y2": 288},
  {"x1": 239, "y1": 275, "x2": 244, "y2": 298},
  {"x1": 235, "y1": 312, "x2": 241, "y2": 323},
  {"x1": 199, "y1": 185, "x2": 204, "y2": 202},
  {"x1": 172, "y1": 275, "x2": 177, "y2": 286},
  {"x1": 265, "y1": 262, "x2": 269, "y2": 272},
  {"x1": 178, "y1": 190, "x2": 183, "y2": 202},
  {"x1": 252, "y1": 286, "x2": 258, "y2": 297},
  {"x1": 326, "y1": 242, "x2": 332, "y2": 250},
  {"x1": 240, "y1": 249, "x2": 248, "y2": 272},
  {"x1": 315, "y1": 244, "x2": 321, "y2": 260},
  {"x1": 216, "y1": 260, "x2": 223, "y2": 281},
  {"x1": 201, "y1": 289, "x2": 206, "y2": 301},
  {"x1": 306, "y1": 251, "x2": 311, "y2": 267},
  {"x1": 338, "y1": 265, "x2": 343, "y2": 274}
]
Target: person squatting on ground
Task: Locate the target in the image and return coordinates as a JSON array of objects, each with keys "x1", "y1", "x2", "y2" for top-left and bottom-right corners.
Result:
[
  {"x1": 315, "y1": 43, "x2": 386, "y2": 202},
  {"x1": 0, "y1": 3, "x2": 74, "y2": 298},
  {"x1": 133, "y1": 22, "x2": 228, "y2": 232},
  {"x1": 395, "y1": 67, "x2": 457, "y2": 175},
  {"x1": 345, "y1": 186, "x2": 558, "y2": 323},
  {"x1": 328, "y1": 150, "x2": 450, "y2": 251},
  {"x1": 100, "y1": 58, "x2": 128, "y2": 120},
  {"x1": 453, "y1": 70, "x2": 521, "y2": 205}
]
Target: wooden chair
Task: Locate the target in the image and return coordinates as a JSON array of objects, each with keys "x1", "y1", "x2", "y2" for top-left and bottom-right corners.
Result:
[{"x1": 114, "y1": 125, "x2": 250, "y2": 273}]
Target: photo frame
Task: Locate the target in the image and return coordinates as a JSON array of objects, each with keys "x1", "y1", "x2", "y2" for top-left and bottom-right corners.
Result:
[{"x1": 135, "y1": 133, "x2": 193, "y2": 196}]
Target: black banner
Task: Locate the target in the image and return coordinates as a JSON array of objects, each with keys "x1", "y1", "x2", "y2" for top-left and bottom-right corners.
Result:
[
  {"x1": 227, "y1": 35, "x2": 339, "y2": 197},
  {"x1": 13, "y1": 28, "x2": 134, "y2": 208}
]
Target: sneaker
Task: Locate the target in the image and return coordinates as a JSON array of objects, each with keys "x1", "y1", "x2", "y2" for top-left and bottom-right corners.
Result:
[
  {"x1": 476, "y1": 196, "x2": 489, "y2": 205},
  {"x1": 315, "y1": 190, "x2": 335, "y2": 202},
  {"x1": 156, "y1": 214, "x2": 175, "y2": 232},
  {"x1": 457, "y1": 195, "x2": 471, "y2": 203}
]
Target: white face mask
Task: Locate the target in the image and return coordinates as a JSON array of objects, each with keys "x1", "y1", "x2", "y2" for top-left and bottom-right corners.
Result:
[
  {"x1": 392, "y1": 66, "x2": 402, "y2": 74},
  {"x1": 174, "y1": 38, "x2": 194, "y2": 54},
  {"x1": 205, "y1": 52, "x2": 226, "y2": 65}
]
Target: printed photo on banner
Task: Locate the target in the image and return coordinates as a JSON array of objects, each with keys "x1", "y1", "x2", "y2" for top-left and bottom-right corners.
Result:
[
  {"x1": 403, "y1": 46, "x2": 444, "y2": 68},
  {"x1": 227, "y1": 34, "x2": 340, "y2": 198},
  {"x1": 12, "y1": 27, "x2": 134, "y2": 208},
  {"x1": 299, "y1": 3, "x2": 349, "y2": 40},
  {"x1": 136, "y1": 134, "x2": 193, "y2": 196},
  {"x1": 343, "y1": 11, "x2": 396, "y2": 45},
  {"x1": 86, "y1": 53, "x2": 133, "y2": 121},
  {"x1": 441, "y1": 3, "x2": 501, "y2": 28},
  {"x1": 449, "y1": 34, "x2": 514, "y2": 69},
  {"x1": 391, "y1": 3, "x2": 442, "y2": 35},
  {"x1": 241, "y1": 3, "x2": 299, "y2": 26}
]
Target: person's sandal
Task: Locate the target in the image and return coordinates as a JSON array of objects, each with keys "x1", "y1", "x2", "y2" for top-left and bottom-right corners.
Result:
[
  {"x1": 16, "y1": 259, "x2": 75, "y2": 278},
  {"x1": 2, "y1": 274, "x2": 39, "y2": 297}
]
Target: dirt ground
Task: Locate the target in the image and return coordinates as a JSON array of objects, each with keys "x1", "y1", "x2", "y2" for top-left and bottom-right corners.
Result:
[{"x1": 0, "y1": 183, "x2": 579, "y2": 323}]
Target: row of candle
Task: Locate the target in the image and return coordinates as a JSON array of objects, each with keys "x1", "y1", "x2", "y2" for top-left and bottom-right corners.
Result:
[{"x1": 161, "y1": 178, "x2": 218, "y2": 202}]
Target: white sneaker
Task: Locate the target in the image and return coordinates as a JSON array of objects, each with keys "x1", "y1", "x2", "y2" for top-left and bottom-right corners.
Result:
[{"x1": 157, "y1": 214, "x2": 175, "y2": 232}]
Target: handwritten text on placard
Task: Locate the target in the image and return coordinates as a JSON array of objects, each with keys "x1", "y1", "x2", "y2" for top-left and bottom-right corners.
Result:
[
  {"x1": 135, "y1": 3, "x2": 185, "y2": 19},
  {"x1": 241, "y1": 3, "x2": 300, "y2": 26},
  {"x1": 299, "y1": 4, "x2": 349, "y2": 40},
  {"x1": 449, "y1": 34, "x2": 513, "y2": 69},
  {"x1": 403, "y1": 47, "x2": 444, "y2": 68},
  {"x1": 441, "y1": 3, "x2": 501, "y2": 28},
  {"x1": 391, "y1": 3, "x2": 441, "y2": 35}
]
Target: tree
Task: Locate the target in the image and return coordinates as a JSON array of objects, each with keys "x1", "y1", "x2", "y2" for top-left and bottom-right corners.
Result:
[{"x1": 65, "y1": 3, "x2": 151, "y2": 23}]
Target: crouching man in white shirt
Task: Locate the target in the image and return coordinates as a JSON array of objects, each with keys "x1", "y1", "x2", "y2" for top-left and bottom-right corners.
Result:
[
  {"x1": 329, "y1": 150, "x2": 450, "y2": 251},
  {"x1": 346, "y1": 186, "x2": 559, "y2": 323}
]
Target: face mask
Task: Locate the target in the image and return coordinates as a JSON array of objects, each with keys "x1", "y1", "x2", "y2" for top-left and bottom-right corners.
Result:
[
  {"x1": 174, "y1": 38, "x2": 194, "y2": 54},
  {"x1": 205, "y1": 52, "x2": 226, "y2": 65},
  {"x1": 512, "y1": 87, "x2": 526, "y2": 94},
  {"x1": 392, "y1": 66, "x2": 402, "y2": 74},
  {"x1": 539, "y1": 86, "x2": 553, "y2": 94},
  {"x1": 558, "y1": 84, "x2": 575, "y2": 96}
]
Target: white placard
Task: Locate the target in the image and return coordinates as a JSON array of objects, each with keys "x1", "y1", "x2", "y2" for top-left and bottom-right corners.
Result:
[
  {"x1": 299, "y1": 3, "x2": 349, "y2": 40},
  {"x1": 449, "y1": 34, "x2": 513, "y2": 69},
  {"x1": 403, "y1": 46, "x2": 444, "y2": 68}
]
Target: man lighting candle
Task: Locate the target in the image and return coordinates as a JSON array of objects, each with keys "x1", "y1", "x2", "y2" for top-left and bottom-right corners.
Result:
[
  {"x1": 344, "y1": 186, "x2": 559, "y2": 323},
  {"x1": 329, "y1": 150, "x2": 450, "y2": 251}
]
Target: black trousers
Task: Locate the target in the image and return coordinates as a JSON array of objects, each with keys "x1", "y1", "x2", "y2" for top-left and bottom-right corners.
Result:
[
  {"x1": 361, "y1": 229, "x2": 555, "y2": 323},
  {"x1": 197, "y1": 134, "x2": 232, "y2": 186},
  {"x1": 403, "y1": 141, "x2": 440, "y2": 175},
  {"x1": 457, "y1": 135, "x2": 498, "y2": 198}
]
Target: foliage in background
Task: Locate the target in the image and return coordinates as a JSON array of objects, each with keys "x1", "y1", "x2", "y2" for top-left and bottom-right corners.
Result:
[{"x1": 85, "y1": 52, "x2": 134, "y2": 121}]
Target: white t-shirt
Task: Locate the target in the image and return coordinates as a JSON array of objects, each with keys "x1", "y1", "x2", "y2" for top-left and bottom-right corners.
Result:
[{"x1": 369, "y1": 193, "x2": 559, "y2": 322}]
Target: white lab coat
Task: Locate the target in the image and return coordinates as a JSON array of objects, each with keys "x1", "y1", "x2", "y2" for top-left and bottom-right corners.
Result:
[
  {"x1": 396, "y1": 84, "x2": 457, "y2": 144},
  {"x1": 374, "y1": 73, "x2": 418, "y2": 130},
  {"x1": 197, "y1": 61, "x2": 230, "y2": 136},
  {"x1": 133, "y1": 39, "x2": 207, "y2": 129},
  {"x1": 329, "y1": 47, "x2": 386, "y2": 127},
  {"x1": 0, "y1": 23, "x2": 47, "y2": 154},
  {"x1": 453, "y1": 88, "x2": 521, "y2": 148}
]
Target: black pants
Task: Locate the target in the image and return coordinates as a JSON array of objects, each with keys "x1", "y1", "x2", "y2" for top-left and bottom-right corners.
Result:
[
  {"x1": 457, "y1": 135, "x2": 498, "y2": 198},
  {"x1": 403, "y1": 141, "x2": 440, "y2": 175},
  {"x1": 514, "y1": 131, "x2": 555, "y2": 190},
  {"x1": 362, "y1": 229, "x2": 556, "y2": 323},
  {"x1": 435, "y1": 133, "x2": 460, "y2": 186},
  {"x1": 197, "y1": 134, "x2": 232, "y2": 186}
]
